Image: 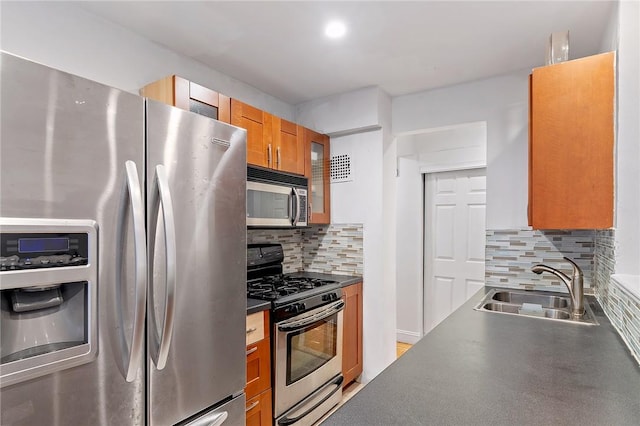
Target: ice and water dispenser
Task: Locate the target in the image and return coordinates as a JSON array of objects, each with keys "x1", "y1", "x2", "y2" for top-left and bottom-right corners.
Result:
[{"x1": 0, "y1": 218, "x2": 97, "y2": 387}]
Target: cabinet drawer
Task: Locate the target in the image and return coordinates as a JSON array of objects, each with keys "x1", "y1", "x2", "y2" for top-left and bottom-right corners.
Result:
[
  {"x1": 246, "y1": 337, "x2": 271, "y2": 399},
  {"x1": 245, "y1": 389, "x2": 272, "y2": 426},
  {"x1": 246, "y1": 312, "x2": 265, "y2": 346}
]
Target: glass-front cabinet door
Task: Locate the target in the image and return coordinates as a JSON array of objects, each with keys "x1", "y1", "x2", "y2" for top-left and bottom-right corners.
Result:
[{"x1": 304, "y1": 128, "x2": 330, "y2": 224}]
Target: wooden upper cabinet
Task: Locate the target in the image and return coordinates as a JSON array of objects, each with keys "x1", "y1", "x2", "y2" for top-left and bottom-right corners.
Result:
[
  {"x1": 231, "y1": 99, "x2": 304, "y2": 175},
  {"x1": 275, "y1": 119, "x2": 305, "y2": 175},
  {"x1": 529, "y1": 51, "x2": 615, "y2": 229},
  {"x1": 140, "y1": 75, "x2": 230, "y2": 123},
  {"x1": 231, "y1": 99, "x2": 271, "y2": 168},
  {"x1": 304, "y1": 128, "x2": 331, "y2": 224}
]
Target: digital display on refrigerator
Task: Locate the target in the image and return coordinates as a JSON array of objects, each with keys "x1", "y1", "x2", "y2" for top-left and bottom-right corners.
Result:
[{"x1": 18, "y1": 237, "x2": 69, "y2": 253}]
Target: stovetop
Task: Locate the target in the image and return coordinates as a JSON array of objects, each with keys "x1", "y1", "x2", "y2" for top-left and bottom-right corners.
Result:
[
  {"x1": 247, "y1": 243, "x2": 345, "y2": 319},
  {"x1": 248, "y1": 274, "x2": 339, "y2": 301}
]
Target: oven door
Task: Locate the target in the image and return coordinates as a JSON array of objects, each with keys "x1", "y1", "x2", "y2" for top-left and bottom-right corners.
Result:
[{"x1": 274, "y1": 299, "x2": 344, "y2": 417}]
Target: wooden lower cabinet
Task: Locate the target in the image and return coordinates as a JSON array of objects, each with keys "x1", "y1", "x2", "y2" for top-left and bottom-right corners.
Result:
[
  {"x1": 341, "y1": 282, "x2": 363, "y2": 387},
  {"x1": 245, "y1": 336, "x2": 270, "y2": 398},
  {"x1": 245, "y1": 389, "x2": 272, "y2": 426},
  {"x1": 246, "y1": 310, "x2": 272, "y2": 426}
]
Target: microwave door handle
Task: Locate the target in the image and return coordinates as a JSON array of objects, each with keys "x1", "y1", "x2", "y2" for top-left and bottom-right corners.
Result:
[
  {"x1": 292, "y1": 187, "x2": 301, "y2": 226},
  {"x1": 116, "y1": 160, "x2": 147, "y2": 382},
  {"x1": 148, "y1": 165, "x2": 177, "y2": 370}
]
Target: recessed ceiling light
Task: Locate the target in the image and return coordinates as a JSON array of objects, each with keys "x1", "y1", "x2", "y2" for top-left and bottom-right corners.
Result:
[{"x1": 325, "y1": 20, "x2": 346, "y2": 39}]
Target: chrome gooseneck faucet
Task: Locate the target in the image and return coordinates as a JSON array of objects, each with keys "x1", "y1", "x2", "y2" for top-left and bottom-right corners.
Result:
[{"x1": 531, "y1": 257, "x2": 584, "y2": 319}]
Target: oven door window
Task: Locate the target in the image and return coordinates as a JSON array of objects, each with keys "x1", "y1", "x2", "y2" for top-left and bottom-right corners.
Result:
[{"x1": 286, "y1": 315, "x2": 337, "y2": 385}]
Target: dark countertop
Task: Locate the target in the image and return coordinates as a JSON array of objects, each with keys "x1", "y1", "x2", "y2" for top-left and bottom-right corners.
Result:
[
  {"x1": 323, "y1": 287, "x2": 640, "y2": 426},
  {"x1": 247, "y1": 298, "x2": 271, "y2": 315},
  {"x1": 247, "y1": 273, "x2": 362, "y2": 314}
]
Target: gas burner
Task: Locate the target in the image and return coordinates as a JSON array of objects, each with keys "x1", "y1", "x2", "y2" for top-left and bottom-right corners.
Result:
[{"x1": 247, "y1": 274, "x2": 339, "y2": 301}]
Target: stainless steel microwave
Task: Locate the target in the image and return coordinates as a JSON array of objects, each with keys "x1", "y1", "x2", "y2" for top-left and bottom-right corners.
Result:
[{"x1": 247, "y1": 166, "x2": 308, "y2": 228}]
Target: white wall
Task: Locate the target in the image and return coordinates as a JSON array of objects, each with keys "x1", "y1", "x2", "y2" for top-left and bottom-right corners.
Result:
[
  {"x1": 297, "y1": 87, "x2": 397, "y2": 383},
  {"x1": 0, "y1": 1, "x2": 294, "y2": 120},
  {"x1": 395, "y1": 123, "x2": 487, "y2": 341},
  {"x1": 393, "y1": 71, "x2": 530, "y2": 230},
  {"x1": 295, "y1": 86, "x2": 383, "y2": 136},
  {"x1": 395, "y1": 156, "x2": 423, "y2": 343},
  {"x1": 613, "y1": 0, "x2": 640, "y2": 275}
]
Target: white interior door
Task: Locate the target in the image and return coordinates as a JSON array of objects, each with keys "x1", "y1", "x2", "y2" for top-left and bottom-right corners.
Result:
[{"x1": 424, "y1": 168, "x2": 486, "y2": 334}]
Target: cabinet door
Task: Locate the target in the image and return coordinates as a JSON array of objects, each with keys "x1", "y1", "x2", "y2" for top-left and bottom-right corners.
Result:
[
  {"x1": 231, "y1": 99, "x2": 272, "y2": 168},
  {"x1": 529, "y1": 52, "x2": 614, "y2": 229},
  {"x1": 246, "y1": 311, "x2": 271, "y2": 399},
  {"x1": 140, "y1": 76, "x2": 230, "y2": 123},
  {"x1": 188, "y1": 80, "x2": 231, "y2": 123},
  {"x1": 275, "y1": 118, "x2": 305, "y2": 175},
  {"x1": 245, "y1": 390, "x2": 272, "y2": 426},
  {"x1": 341, "y1": 282, "x2": 363, "y2": 387},
  {"x1": 304, "y1": 128, "x2": 331, "y2": 224}
]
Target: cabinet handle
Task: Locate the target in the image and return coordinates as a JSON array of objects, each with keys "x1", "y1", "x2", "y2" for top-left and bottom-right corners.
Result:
[
  {"x1": 276, "y1": 146, "x2": 281, "y2": 168},
  {"x1": 267, "y1": 144, "x2": 272, "y2": 167},
  {"x1": 245, "y1": 400, "x2": 260, "y2": 412},
  {"x1": 246, "y1": 346, "x2": 258, "y2": 356},
  {"x1": 246, "y1": 327, "x2": 257, "y2": 334}
]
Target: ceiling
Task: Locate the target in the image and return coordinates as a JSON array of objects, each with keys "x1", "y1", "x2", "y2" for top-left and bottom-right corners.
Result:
[{"x1": 77, "y1": 1, "x2": 616, "y2": 105}]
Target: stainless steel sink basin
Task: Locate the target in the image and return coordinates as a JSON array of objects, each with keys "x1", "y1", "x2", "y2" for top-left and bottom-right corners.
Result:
[
  {"x1": 475, "y1": 288, "x2": 598, "y2": 325},
  {"x1": 490, "y1": 290, "x2": 569, "y2": 309}
]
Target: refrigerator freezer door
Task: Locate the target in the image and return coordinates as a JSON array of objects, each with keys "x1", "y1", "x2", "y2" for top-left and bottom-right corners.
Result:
[
  {"x1": 0, "y1": 53, "x2": 146, "y2": 424},
  {"x1": 184, "y1": 394, "x2": 245, "y2": 426},
  {"x1": 145, "y1": 100, "x2": 247, "y2": 425}
]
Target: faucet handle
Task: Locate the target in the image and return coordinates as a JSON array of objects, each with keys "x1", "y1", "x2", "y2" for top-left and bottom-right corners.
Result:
[{"x1": 563, "y1": 257, "x2": 583, "y2": 278}]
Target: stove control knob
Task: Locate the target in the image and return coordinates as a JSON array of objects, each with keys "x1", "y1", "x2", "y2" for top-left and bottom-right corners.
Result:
[
  {"x1": 294, "y1": 303, "x2": 306, "y2": 314},
  {"x1": 324, "y1": 293, "x2": 338, "y2": 302}
]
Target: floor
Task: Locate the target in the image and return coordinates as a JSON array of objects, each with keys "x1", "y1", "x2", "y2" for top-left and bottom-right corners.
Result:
[
  {"x1": 315, "y1": 342, "x2": 413, "y2": 424},
  {"x1": 396, "y1": 342, "x2": 413, "y2": 358}
]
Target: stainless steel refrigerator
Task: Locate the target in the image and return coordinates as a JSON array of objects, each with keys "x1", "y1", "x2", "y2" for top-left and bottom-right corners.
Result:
[{"x1": 0, "y1": 52, "x2": 247, "y2": 425}]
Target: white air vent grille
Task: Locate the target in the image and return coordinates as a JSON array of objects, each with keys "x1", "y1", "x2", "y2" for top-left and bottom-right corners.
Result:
[{"x1": 330, "y1": 154, "x2": 352, "y2": 183}]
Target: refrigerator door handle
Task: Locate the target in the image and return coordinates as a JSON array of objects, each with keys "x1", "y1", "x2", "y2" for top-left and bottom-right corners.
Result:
[
  {"x1": 184, "y1": 411, "x2": 228, "y2": 426},
  {"x1": 116, "y1": 160, "x2": 148, "y2": 382},
  {"x1": 148, "y1": 164, "x2": 177, "y2": 370}
]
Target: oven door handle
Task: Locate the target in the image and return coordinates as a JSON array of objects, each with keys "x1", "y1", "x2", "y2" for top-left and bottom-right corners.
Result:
[
  {"x1": 277, "y1": 300, "x2": 345, "y2": 332},
  {"x1": 277, "y1": 375, "x2": 344, "y2": 426}
]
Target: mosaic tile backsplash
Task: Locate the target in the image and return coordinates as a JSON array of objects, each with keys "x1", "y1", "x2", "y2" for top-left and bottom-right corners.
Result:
[
  {"x1": 302, "y1": 225, "x2": 363, "y2": 275},
  {"x1": 247, "y1": 224, "x2": 363, "y2": 275},
  {"x1": 594, "y1": 230, "x2": 640, "y2": 363},
  {"x1": 485, "y1": 229, "x2": 595, "y2": 292}
]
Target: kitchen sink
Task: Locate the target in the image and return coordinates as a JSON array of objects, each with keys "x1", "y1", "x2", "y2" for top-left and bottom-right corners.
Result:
[
  {"x1": 490, "y1": 290, "x2": 569, "y2": 309},
  {"x1": 475, "y1": 288, "x2": 599, "y2": 325}
]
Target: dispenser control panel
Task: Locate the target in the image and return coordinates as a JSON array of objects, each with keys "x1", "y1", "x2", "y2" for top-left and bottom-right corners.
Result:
[{"x1": 1, "y1": 232, "x2": 89, "y2": 271}]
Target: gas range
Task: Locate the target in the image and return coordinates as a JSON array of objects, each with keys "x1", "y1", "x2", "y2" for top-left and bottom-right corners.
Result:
[
  {"x1": 247, "y1": 243, "x2": 345, "y2": 425},
  {"x1": 247, "y1": 244, "x2": 342, "y2": 319}
]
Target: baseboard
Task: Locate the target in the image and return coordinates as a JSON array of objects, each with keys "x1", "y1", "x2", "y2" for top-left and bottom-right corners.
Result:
[{"x1": 396, "y1": 330, "x2": 421, "y2": 344}]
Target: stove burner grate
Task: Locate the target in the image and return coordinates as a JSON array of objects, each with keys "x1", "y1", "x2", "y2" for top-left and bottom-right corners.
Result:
[{"x1": 247, "y1": 275, "x2": 338, "y2": 301}]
